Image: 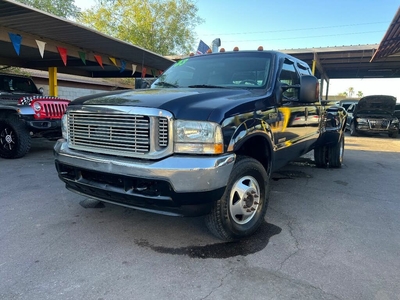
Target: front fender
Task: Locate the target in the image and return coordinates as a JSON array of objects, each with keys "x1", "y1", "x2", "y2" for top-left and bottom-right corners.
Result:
[
  {"x1": 223, "y1": 117, "x2": 274, "y2": 152},
  {"x1": 0, "y1": 104, "x2": 34, "y2": 116}
]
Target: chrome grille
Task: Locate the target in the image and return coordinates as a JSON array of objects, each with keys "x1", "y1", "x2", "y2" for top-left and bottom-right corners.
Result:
[
  {"x1": 368, "y1": 119, "x2": 389, "y2": 130},
  {"x1": 159, "y1": 117, "x2": 168, "y2": 147},
  {"x1": 66, "y1": 107, "x2": 173, "y2": 159}
]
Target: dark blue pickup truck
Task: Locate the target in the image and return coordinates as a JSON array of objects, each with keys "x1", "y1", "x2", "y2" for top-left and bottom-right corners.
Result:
[{"x1": 54, "y1": 50, "x2": 346, "y2": 241}]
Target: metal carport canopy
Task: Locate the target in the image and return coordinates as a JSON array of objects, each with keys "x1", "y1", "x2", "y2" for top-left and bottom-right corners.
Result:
[
  {"x1": 0, "y1": 0, "x2": 174, "y2": 78},
  {"x1": 282, "y1": 6, "x2": 400, "y2": 81},
  {"x1": 1, "y1": 0, "x2": 400, "y2": 82}
]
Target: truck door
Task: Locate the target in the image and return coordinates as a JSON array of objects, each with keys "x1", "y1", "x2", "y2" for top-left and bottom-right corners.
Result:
[{"x1": 273, "y1": 58, "x2": 320, "y2": 168}]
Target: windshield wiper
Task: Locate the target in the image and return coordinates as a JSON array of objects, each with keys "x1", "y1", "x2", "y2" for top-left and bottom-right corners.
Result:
[
  {"x1": 153, "y1": 81, "x2": 179, "y2": 88},
  {"x1": 188, "y1": 84, "x2": 226, "y2": 89}
]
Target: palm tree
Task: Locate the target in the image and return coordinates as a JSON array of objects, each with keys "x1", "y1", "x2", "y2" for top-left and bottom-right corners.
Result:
[
  {"x1": 348, "y1": 87, "x2": 355, "y2": 97},
  {"x1": 357, "y1": 91, "x2": 363, "y2": 98}
]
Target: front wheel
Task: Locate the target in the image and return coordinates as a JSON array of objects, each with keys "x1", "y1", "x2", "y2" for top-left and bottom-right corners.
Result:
[
  {"x1": 388, "y1": 131, "x2": 398, "y2": 138},
  {"x1": 205, "y1": 156, "x2": 269, "y2": 241},
  {"x1": 0, "y1": 116, "x2": 31, "y2": 159}
]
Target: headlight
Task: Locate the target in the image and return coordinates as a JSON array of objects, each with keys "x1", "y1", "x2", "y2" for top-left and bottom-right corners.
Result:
[
  {"x1": 356, "y1": 118, "x2": 367, "y2": 123},
  {"x1": 33, "y1": 102, "x2": 41, "y2": 111},
  {"x1": 392, "y1": 118, "x2": 399, "y2": 124},
  {"x1": 61, "y1": 113, "x2": 68, "y2": 140},
  {"x1": 174, "y1": 120, "x2": 223, "y2": 154}
]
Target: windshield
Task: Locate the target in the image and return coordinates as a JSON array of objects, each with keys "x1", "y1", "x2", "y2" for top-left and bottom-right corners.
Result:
[
  {"x1": 151, "y1": 52, "x2": 272, "y2": 89},
  {"x1": 0, "y1": 75, "x2": 39, "y2": 94}
]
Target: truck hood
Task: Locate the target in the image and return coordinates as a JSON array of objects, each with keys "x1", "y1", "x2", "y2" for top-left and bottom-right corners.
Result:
[
  {"x1": 356, "y1": 95, "x2": 396, "y2": 114},
  {"x1": 70, "y1": 88, "x2": 268, "y2": 121},
  {"x1": 0, "y1": 91, "x2": 42, "y2": 102}
]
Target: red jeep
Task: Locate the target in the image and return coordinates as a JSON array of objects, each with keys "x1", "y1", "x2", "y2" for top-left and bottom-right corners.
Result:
[{"x1": 0, "y1": 73, "x2": 70, "y2": 158}]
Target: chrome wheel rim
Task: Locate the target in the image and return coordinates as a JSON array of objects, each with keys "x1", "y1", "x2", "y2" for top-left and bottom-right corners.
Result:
[
  {"x1": 229, "y1": 176, "x2": 260, "y2": 225},
  {"x1": 0, "y1": 127, "x2": 15, "y2": 151}
]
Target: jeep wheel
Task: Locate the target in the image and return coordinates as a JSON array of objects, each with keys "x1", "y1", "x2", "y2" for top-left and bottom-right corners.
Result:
[
  {"x1": 388, "y1": 131, "x2": 398, "y2": 138},
  {"x1": 205, "y1": 156, "x2": 269, "y2": 241},
  {"x1": 328, "y1": 134, "x2": 344, "y2": 168},
  {"x1": 350, "y1": 122, "x2": 357, "y2": 136},
  {"x1": 314, "y1": 146, "x2": 328, "y2": 168},
  {"x1": 0, "y1": 116, "x2": 31, "y2": 159}
]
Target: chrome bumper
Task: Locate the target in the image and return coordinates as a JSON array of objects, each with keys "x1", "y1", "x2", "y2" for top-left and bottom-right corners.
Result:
[{"x1": 54, "y1": 139, "x2": 235, "y2": 193}]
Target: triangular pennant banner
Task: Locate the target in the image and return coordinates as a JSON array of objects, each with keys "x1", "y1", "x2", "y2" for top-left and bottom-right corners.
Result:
[
  {"x1": 79, "y1": 51, "x2": 86, "y2": 65},
  {"x1": 57, "y1": 46, "x2": 67, "y2": 66},
  {"x1": 119, "y1": 60, "x2": 126, "y2": 73},
  {"x1": 131, "y1": 64, "x2": 136, "y2": 75},
  {"x1": 8, "y1": 33, "x2": 22, "y2": 56},
  {"x1": 109, "y1": 57, "x2": 117, "y2": 67},
  {"x1": 141, "y1": 67, "x2": 147, "y2": 79},
  {"x1": 94, "y1": 55, "x2": 104, "y2": 69},
  {"x1": 35, "y1": 40, "x2": 46, "y2": 58}
]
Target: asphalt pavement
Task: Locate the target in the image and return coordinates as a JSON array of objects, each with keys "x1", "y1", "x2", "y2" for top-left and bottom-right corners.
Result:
[{"x1": 1, "y1": 134, "x2": 399, "y2": 300}]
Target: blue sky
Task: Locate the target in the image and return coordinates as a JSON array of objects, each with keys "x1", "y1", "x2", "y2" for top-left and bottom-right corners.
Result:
[
  {"x1": 74, "y1": 0, "x2": 400, "y2": 99},
  {"x1": 194, "y1": 0, "x2": 398, "y2": 51}
]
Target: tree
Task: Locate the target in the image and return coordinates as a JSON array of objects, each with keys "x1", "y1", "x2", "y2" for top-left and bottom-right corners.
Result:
[
  {"x1": 78, "y1": 0, "x2": 203, "y2": 56},
  {"x1": 347, "y1": 87, "x2": 354, "y2": 97},
  {"x1": 357, "y1": 91, "x2": 363, "y2": 98},
  {"x1": 338, "y1": 92, "x2": 348, "y2": 97},
  {"x1": 15, "y1": 0, "x2": 80, "y2": 19}
]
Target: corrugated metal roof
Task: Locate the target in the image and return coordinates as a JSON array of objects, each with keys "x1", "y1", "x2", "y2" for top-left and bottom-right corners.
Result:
[
  {"x1": 371, "y1": 7, "x2": 400, "y2": 61},
  {"x1": 0, "y1": 0, "x2": 174, "y2": 77}
]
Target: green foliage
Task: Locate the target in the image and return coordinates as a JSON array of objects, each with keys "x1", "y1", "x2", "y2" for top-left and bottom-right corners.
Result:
[
  {"x1": 78, "y1": 0, "x2": 203, "y2": 56},
  {"x1": 0, "y1": 66, "x2": 32, "y2": 76},
  {"x1": 15, "y1": 0, "x2": 80, "y2": 19}
]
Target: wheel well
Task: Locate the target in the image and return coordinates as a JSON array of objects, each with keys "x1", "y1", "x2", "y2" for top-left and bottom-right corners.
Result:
[
  {"x1": 0, "y1": 109, "x2": 17, "y2": 119},
  {"x1": 234, "y1": 136, "x2": 271, "y2": 175}
]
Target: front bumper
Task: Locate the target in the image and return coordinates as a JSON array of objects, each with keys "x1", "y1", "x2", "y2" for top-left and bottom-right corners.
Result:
[
  {"x1": 54, "y1": 140, "x2": 235, "y2": 216},
  {"x1": 27, "y1": 119, "x2": 62, "y2": 130},
  {"x1": 355, "y1": 123, "x2": 399, "y2": 134}
]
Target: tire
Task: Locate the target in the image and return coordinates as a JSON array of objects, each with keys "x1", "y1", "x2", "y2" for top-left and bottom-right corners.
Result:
[
  {"x1": 388, "y1": 131, "x2": 398, "y2": 138},
  {"x1": 350, "y1": 121, "x2": 357, "y2": 136},
  {"x1": 314, "y1": 146, "x2": 328, "y2": 168},
  {"x1": 0, "y1": 116, "x2": 31, "y2": 159},
  {"x1": 205, "y1": 156, "x2": 269, "y2": 241},
  {"x1": 328, "y1": 134, "x2": 344, "y2": 168}
]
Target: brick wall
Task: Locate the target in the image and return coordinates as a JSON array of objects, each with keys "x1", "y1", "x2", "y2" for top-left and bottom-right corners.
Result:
[{"x1": 39, "y1": 85, "x2": 107, "y2": 101}]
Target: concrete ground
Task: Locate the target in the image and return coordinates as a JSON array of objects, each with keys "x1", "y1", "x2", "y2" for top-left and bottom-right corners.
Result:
[{"x1": 1, "y1": 133, "x2": 399, "y2": 300}]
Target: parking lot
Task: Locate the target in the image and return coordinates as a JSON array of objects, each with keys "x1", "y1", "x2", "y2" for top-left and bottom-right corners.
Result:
[{"x1": 1, "y1": 133, "x2": 400, "y2": 300}]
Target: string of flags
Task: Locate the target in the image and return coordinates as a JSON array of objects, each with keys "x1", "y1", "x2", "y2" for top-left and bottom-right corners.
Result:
[{"x1": 7, "y1": 31, "x2": 161, "y2": 77}]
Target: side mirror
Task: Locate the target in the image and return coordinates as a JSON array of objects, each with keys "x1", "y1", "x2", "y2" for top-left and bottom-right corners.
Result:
[
  {"x1": 299, "y1": 75, "x2": 319, "y2": 103},
  {"x1": 39, "y1": 87, "x2": 44, "y2": 94}
]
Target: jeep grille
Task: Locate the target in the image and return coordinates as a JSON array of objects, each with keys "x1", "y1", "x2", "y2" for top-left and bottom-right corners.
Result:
[
  {"x1": 67, "y1": 110, "x2": 171, "y2": 159},
  {"x1": 41, "y1": 102, "x2": 69, "y2": 119}
]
